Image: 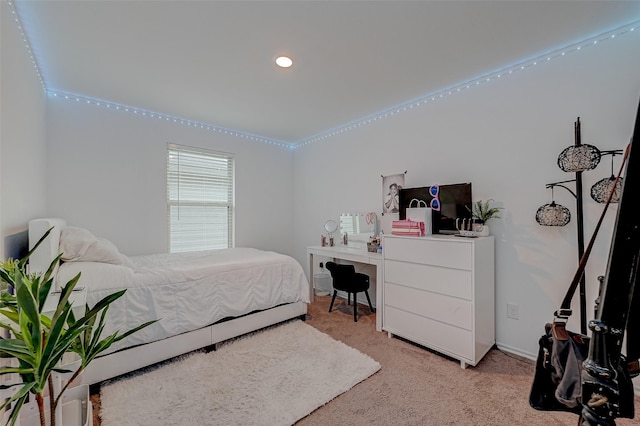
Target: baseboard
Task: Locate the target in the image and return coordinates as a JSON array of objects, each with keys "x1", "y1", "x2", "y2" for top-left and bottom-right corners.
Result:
[{"x1": 495, "y1": 342, "x2": 537, "y2": 361}]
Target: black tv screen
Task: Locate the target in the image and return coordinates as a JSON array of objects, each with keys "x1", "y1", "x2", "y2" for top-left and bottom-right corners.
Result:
[{"x1": 399, "y1": 182, "x2": 473, "y2": 234}]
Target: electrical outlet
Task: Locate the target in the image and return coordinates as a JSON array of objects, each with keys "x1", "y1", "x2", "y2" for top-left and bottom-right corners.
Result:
[{"x1": 507, "y1": 303, "x2": 519, "y2": 320}]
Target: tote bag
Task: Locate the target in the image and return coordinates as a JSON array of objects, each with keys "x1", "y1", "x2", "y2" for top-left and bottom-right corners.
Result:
[{"x1": 405, "y1": 199, "x2": 432, "y2": 235}]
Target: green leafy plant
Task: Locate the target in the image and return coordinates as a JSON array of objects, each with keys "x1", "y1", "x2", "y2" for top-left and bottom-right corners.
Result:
[
  {"x1": 0, "y1": 227, "x2": 157, "y2": 426},
  {"x1": 466, "y1": 199, "x2": 503, "y2": 224}
]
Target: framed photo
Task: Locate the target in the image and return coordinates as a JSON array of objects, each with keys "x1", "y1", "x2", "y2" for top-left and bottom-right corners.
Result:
[{"x1": 382, "y1": 173, "x2": 405, "y2": 214}]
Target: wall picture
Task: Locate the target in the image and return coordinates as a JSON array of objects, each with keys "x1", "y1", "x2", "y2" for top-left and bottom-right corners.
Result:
[{"x1": 382, "y1": 173, "x2": 405, "y2": 214}]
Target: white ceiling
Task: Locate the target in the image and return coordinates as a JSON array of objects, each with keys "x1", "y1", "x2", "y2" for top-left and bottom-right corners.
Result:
[{"x1": 13, "y1": 0, "x2": 640, "y2": 144}]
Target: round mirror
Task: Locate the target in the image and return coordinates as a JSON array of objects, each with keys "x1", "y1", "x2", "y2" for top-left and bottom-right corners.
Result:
[{"x1": 324, "y1": 220, "x2": 338, "y2": 234}]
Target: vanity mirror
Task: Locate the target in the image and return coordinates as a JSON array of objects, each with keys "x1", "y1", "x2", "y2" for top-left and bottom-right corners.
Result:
[
  {"x1": 324, "y1": 220, "x2": 338, "y2": 234},
  {"x1": 339, "y1": 213, "x2": 377, "y2": 247},
  {"x1": 323, "y1": 220, "x2": 338, "y2": 246}
]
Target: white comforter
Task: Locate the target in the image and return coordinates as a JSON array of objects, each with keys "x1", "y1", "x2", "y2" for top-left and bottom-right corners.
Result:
[{"x1": 55, "y1": 248, "x2": 310, "y2": 354}]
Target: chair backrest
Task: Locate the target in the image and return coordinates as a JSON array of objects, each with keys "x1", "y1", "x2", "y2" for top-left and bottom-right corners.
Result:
[{"x1": 325, "y1": 262, "x2": 356, "y2": 292}]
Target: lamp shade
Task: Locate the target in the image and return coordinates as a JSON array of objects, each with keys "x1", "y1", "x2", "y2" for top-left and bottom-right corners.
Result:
[
  {"x1": 590, "y1": 176, "x2": 623, "y2": 203},
  {"x1": 536, "y1": 202, "x2": 571, "y2": 226},
  {"x1": 557, "y1": 144, "x2": 601, "y2": 172}
]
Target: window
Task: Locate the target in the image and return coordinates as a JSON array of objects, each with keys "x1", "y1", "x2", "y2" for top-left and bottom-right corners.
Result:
[{"x1": 167, "y1": 144, "x2": 234, "y2": 253}]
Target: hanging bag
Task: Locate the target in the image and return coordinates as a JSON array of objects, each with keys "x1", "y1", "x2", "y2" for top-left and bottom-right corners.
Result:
[
  {"x1": 529, "y1": 320, "x2": 591, "y2": 413},
  {"x1": 529, "y1": 302, "x2": 635, "y2": 417},
  {"x1": 529, "y1": 145, "x2": 634, "y2": 418}
]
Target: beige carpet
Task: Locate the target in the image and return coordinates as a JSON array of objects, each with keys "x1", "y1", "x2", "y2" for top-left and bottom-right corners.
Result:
[{"x1": 91, "y1": 296, "x2": 640, "y2": 425}]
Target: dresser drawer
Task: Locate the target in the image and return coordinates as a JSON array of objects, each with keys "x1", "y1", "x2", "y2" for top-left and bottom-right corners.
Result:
[
  {"x1": 384, "y1": 237, "x2": 472, "y2": 270},
  {"x1": 384, "y1": 282, "x2": 472, "y2": 330},
  {"x1": 384, "y1": 259, "x2": 472, "y2": 300},
  {"x1": 384, "y1": 306, "x2": 473, "y2": 361}
]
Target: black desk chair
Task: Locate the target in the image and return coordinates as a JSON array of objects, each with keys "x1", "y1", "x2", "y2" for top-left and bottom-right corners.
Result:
[{"x1": 325, "y1": 261, "x2": 375, "y2": 322}]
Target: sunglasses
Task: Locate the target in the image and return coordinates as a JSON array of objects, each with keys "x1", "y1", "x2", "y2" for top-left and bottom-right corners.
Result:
[{"x1": 429, "y1": 185, "x2": 440, "y2": 211}]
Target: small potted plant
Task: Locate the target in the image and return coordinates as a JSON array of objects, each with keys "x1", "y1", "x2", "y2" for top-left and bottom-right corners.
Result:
[{"x1": 466, "y1": 199, "x2": 502, "y2": 236}]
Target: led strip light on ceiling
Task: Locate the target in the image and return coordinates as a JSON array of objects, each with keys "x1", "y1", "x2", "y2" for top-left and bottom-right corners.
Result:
[
  {"x1": 8, "y1": 1, "x2": 639, "y2": 151},
  {"x1": 7, "y1": 1, "x2": 46, "y2": 91},
  {"x1": 294, "y1": 20, "x2": 639, "y2": 149},
  {"x1": 47, "y1": 91, "x2": 292, "y2": 148}
]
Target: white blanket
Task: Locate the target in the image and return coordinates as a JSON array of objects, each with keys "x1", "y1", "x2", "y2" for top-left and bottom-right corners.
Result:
[{"x1": 55, "y1": 248, "x2": 310, "y2": 354}]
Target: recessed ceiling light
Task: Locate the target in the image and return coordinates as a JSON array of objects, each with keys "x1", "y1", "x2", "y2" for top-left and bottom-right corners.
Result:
[{"x1": 275, "y1": 56, "x2": 293, "y2": 68}]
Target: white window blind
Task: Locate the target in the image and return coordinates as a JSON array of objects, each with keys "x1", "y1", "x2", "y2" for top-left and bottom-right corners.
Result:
[{"x1": 167, "y1": 144, "x2": 234, "y2": 253}]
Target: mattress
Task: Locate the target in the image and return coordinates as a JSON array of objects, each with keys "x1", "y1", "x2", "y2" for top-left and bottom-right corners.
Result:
[{"x1": 55, "y1": 248, "x2": 310, "y2": 354}]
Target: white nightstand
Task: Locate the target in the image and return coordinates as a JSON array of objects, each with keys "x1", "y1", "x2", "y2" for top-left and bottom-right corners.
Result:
[{"x1": 43, "y1": 287, "x2": 87, "y2": 316}]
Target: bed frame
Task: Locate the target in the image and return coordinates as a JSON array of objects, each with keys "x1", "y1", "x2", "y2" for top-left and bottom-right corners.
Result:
[{"x1": 28, "y1": 218, "x2": 308, "y2": 385}]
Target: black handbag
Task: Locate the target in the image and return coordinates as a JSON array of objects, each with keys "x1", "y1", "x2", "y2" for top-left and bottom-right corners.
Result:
[
  {"x1": 529, "y1": 149, "x2": 635, "y2": 418},
  {"x1": 530, "y1": 321, "x2": 590, "y2": 413},
  {"x1": 529, "y1": 319, "x2": 635, "y2": 418}
]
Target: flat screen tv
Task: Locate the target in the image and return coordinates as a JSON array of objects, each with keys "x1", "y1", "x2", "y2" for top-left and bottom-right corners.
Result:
[{"x1": 399, "y1": 182, "x2": 473, "y2": 235}]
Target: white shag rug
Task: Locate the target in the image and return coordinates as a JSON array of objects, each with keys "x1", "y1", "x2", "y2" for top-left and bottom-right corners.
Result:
[{"x1": 99, "y1": 321, "x2": 381, "y2": 426}]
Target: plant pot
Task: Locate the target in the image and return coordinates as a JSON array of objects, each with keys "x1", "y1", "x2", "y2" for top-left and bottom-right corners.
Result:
[
  {"x1": 17, "y1": 384, "x2": 92, "y2": 426},
  {"x1": 474, "y1": 224, "x2": 490, "y2": 237}
]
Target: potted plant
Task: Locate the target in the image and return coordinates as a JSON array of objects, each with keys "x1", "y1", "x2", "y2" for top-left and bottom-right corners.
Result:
[
  {"x1": 466, "y1": 199, "x2": 503, "y2": 236},
  {"x1": 0, "y1": 227, "x2": 156, "y2": 426}
]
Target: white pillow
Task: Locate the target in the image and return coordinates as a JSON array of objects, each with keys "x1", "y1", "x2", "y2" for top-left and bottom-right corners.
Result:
[{"x1": 59, "y1": 226, "x2": 129, "y2": 266}]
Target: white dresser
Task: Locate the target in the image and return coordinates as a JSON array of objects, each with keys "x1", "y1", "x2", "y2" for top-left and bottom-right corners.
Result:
[{"x1": 382, "y1": 234, "x2": 495, "y2": 368}]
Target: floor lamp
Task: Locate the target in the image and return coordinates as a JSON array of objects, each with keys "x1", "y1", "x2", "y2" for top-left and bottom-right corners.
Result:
[{"x1": 535, "y1": 118, "x2": 623, "y2": 334}]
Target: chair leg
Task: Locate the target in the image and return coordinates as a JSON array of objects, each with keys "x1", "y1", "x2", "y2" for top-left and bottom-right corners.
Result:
[
  {"x1": 329, "y1": 290, "x2": 338, "y2": 312},
  {"x1": 365, "y1": 290, "x2": 375, "y2": 313},
  {"x1": 347, "y1": 292, "x2": 351, "y2": 305},
  {"x1": 353, "y1": 297, "x2": 358, "y2": 322}
]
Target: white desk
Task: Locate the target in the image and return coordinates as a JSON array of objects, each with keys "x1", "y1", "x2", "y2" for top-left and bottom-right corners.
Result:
[{"x1": 307, "y1": 245, "x2": 383, "y2": 331}]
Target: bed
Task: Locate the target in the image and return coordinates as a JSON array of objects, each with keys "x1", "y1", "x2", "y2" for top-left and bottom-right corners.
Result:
[{"x1": 27, "y1": 218, "x2": 310, "y2": 385}]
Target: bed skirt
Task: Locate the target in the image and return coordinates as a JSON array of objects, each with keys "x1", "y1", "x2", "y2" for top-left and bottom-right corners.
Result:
[{"x1": 82, "y1": 301, "x2": 307, "y2": 385}]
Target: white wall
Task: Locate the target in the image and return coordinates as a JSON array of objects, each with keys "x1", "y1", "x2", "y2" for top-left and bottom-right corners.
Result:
[
  {"x1": 45, "y1": 100, "x2": 294, "y2": 257},
  {"x1": 292, "y1": 30, "x2": 640, "y2": 358},
  {"x1": 0, "y1": 1, "x2": 48, "y2": 259}
]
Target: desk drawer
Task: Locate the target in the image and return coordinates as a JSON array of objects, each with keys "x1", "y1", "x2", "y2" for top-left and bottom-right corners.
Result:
[
  {"x1": 384, "y1": 237, "x2": 472, "y2": 270},
  {"x1": 385, "y1": 282, "x2": 472, "y2": 330},
  {"x1": 384, "y1": 306, "x2": 473, "y2": 360},
  {"x1": 384, "y1": 259, "x2": 472, "y2": 300}
]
